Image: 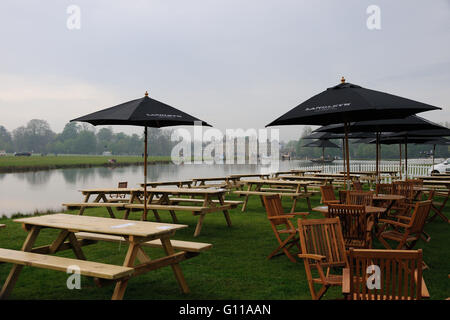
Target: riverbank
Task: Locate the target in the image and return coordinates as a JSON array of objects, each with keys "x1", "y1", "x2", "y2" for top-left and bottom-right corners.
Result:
[{"x1": 0, "y1": 155, "x2": 172, "y2": 173}]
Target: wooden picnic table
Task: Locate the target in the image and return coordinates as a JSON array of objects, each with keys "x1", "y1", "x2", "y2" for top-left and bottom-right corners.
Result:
[
  {"x1": 0, "y1": 213, "x2": 211, "y2": 300},
  {"x1": 125, "y1": 187, "x2": 240, "y2": 237},
  {"x1": 312, "y1": 205, "x2": 386, "y2": 216},
  {"x1": 277, "y1": 175, "x2": 333, "y2": 184},
  {"x1": 234, "y1": 179, "x2": 314, "y2": 212},
  {"x1": 191, "y1": 177, "x2": 234, "y2": 189},
  {"x1": 141, "y1": 180, "x2": 193, "y2": 188}
]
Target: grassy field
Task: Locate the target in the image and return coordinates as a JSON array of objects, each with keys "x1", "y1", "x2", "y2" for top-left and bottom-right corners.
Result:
[
  {"x1": 0, "y1": 191, "x2": 448, "y2": 300},
  {"x1": 0, "y1": 155, "x2": 171, "y2": 173}
]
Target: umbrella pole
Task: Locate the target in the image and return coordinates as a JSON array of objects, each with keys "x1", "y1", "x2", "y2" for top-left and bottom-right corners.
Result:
[
  {"x1": 405, "y1": 137, "x2": 408, "y2": 180},
  {"x1": 432, "y1": 144, "x2": 436, "y2": 174},
  {"x1": 322, "y1": 146, "x2": 325, "y2": 172},
  {"x1": 344, "y1": 122, "x2": 351, "y2": 189},
  {"x1": 342, "y1": 138, "x2": 346, "y2": 173},
  {"x1": 144, "y1": 126, "x2": 148, "y2": 220},
  {"x1": 399, "y1": 144, "x2": 402, "y2": 180},
  {"x1": 376, "y1": 132, "x2": 380, "y2": 184}
]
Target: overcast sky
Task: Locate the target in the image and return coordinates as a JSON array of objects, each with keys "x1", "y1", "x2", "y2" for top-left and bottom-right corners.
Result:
[{"x1": 0, "y1": 0, "x2": 449, "y2": 141}]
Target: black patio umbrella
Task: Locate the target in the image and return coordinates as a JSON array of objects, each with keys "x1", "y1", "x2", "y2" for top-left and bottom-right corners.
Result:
[
  {"x1": 266, "y1": 77, "x2": 440, "y2": 183},
  {"x1": 366, "y1": 136, "x2": 450, "y2": 178},
  {"x1": 315, "y1": 115, "x2": 446, "y2": 180},
  {"x1": 71, "y1": 91, "x2": 212, "y2": 219},
  {"x1": 302, "y1": 139, "x2": 340, "y2": 171},
  {"x1": 303, "y1": 132, "x2": 376, "y2": 172}
]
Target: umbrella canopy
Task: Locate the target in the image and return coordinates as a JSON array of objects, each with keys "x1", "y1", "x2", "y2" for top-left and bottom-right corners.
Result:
[
  {"x1": 315, "y1": 115, "x2": 448, "y2": 134},
  {"x1": 302, "y1": 140, "x2": 340, "y2": 148},
  {"x1": 315, "y1": 115, "x2": 446, "y2": 180},
  {"x1": 302, "y1": 131, "x2": 375, "y2": 140},
  {"x1": 302, "y1": 139, "x2": 340, "y2": 171},
  {"x1": 266, "y1": 78, "x2": 441, "y2": 183},
  {"x1": 71, "y1": 92, "x2": 211, "y2": 127},
  {"x1": 266, "y1": 80, "x2": 440, "y2": 127},
  {"x1": 385, "y1": 128, "x2": 450, "y2": 138},
  {"x1": 71, "y1": 91, "x2": 212, "y2": 220}
]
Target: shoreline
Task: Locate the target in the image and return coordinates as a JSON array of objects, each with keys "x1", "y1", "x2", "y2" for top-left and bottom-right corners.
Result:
[{"x1": 0, "y1": 157, "x2": 172, "y2": 174}]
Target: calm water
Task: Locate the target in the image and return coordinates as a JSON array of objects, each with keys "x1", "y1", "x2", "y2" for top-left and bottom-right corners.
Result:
[{"x1": 0, "y1": 161, "x2": 305, "y2": 217}]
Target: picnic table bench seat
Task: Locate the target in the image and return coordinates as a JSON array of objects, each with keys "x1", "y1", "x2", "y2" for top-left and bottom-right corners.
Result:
[
  {"x1": 63, "y1": 203, "x2": 126, "y2": 208},
  {"x1": 124, "y1": 204, "x2": 210, "y2": 213},
  {"x1": 168, "y1": 197, "x2": 243, "y2": 206},
  {"x1": 75, "y1": 232, "x2": 212, "y2": 253},
  {"x1": 0, "y1": 248, "x2": 134, "y2": 280},
  {"x1": 233, "y1": 190, "x2": 314, "y2": 197},
  {"x1": 0, "y1": 224, "x2": 5, "y2": 229}
]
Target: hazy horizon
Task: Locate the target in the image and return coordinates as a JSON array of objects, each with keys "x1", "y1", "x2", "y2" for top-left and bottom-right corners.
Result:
[{"x1": 1, "y1": 0, "x2": 449, "y2": 142}]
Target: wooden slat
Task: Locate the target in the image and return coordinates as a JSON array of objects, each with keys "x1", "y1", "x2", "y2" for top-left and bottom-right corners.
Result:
[
  {"x1": 14, "y1": 214, "x2": 187, "y2": 238},
  {"x1": 75, "y1": 232, "x2": 212, "y2": 253},
  {"x1": 62, "y1": 203, "x2": 125, "y2": 208},
  {"x1": 124, "y1": 204, "x2": 208, "y2": 212},
  {"x1": 0, "y1": 248, "x2": 133, "y2": 280}
]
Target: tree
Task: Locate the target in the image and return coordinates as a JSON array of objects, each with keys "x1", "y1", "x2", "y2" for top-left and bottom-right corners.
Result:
[{"x1": 0, "y1": 125, "x2": 13, "y2": 152}]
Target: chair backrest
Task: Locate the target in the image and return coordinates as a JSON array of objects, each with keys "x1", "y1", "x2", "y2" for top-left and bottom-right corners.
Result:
[
  {"x1": 352, "y1": 180, "x2": 363, "y2": 191},
  {"x1": 408, "y1": 200, "x2": 432, "y2": 234},
  {"x1": 328, "y1": 204, "x2": 368, "y2": 244},
  {"x1": 339, "y1": 190, "x2": 348, "y2": 204},
  {"x1": 349, "y1": 248, "x2": 424, "y2": 300},
  {"x1": 262, "y1": 195, "x2": 287, "y2": 226},
  {"x1": 347, "y1": 191, "x2": 373, "y2": 206},
  {"x1": 297, "y1": 217, "x2": 348, "y2": 268},
  {"x1": 320, "y1": 185, "x2": 336, "y2": 203},
  {"x1": 393, "y1": 181, "x2": 414, "y2": 201},
  {"x1": 118, "y1": 181, "x2": 128, "y2": 188},
  {"x1": 376, "y1": 183, "x2": 393, "y2": 195}
]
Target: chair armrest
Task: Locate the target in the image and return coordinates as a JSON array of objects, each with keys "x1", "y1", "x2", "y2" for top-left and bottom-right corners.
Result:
[
  {"x1": 297, "y1": 253, "x2": 326, "y2": 261},
  {"x1": 291, "y1": 212, "x2": 309, "y2": 216},
  {"x1": 268, "y1": 215, "x2": 294, "y2": 220},
  {"x1": 366, "y1": 220, "x2": 374, "y2": 232},
  {"x1": 378, "y1": 219, "x2": 410, "y2": 229},
  {"x1": 342, "y1": 268, "x2": 350, "y2": 294},
  {"x1": 324, "y1": 200, "x2": 340, "y2": 204},
  {"x1": 395, "y1": 215, "x2": 412, "y2": 221}
]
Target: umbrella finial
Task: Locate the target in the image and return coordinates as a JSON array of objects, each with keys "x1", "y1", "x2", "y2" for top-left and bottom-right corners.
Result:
[
  {"x1": 341, "y1": 76, "x2": 346, "y2": 83},
  {"x1": 145, "y1": 91, "x2": 149, "y2": 97}
]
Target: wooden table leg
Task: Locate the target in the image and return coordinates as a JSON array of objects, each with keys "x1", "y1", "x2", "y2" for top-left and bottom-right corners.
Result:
[
  {"x1": 218, "y1": 194, "x2": 232, "y2": 228},
  {"x1": 194, "y1": 214, "x2": 206, "y2": 237},
  {"x1": 160, "y1": 238, "x2": 189, "y2": 294},
  {"x1": 0, "y1": 226, "x2": 41, "y2": 299},
  {"x1": 112, "y1": 241, "x2": 140, "y2": 300}
]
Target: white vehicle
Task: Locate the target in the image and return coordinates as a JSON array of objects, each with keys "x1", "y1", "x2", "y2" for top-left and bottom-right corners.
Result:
[
  {"x1": 429, "y1": 158, "x2": 450, "y2": 175},
  {"x1": 0, "y1": 150, "x2": 6, "y2": 156}
]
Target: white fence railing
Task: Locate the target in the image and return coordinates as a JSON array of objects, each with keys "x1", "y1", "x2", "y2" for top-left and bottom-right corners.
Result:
[{"x1": 295, "y1": 159, "x2": 438, "y2": 180}]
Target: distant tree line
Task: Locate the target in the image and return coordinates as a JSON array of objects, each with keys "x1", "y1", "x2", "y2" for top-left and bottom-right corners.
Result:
[
  {"x1": 280, "y1": 124, "x2": 450, "y2": 160},
  {"x1": 0, "y1": 120, "x2": 176, "y2": 156}
]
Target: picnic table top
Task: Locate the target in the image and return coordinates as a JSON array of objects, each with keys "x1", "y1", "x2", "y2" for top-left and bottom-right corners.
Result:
[
  {"x1": 422, "y1": 180, "x2": 450, "y2": 185},
  {"x1": 278, "y1": 175, "x2": 333, "y2": 181},
  {"x1": 372, "y1": 194, "x2": 405, "y2": 201},
  {"x1": 141, "y1": 180, "x2": 193, "y2": 186},
  {"x1": 192, "y1": 177, "x2": 230, "y2": 182},
  {"x1": 80, "y1": 188, "x2": 142, "y2": 193},
  {"x1": 146, "y1": 187, "x2": 228, "y2": 194},
  {"x1": 228, "y1": 173, "x2": 270, "y2": 178},
  {"x1": 418, "y1": 176, "x2": 450, "y2": 180},
  {"x1": 242, "y1": 179, "x2": 310, "y2": 186},
  {"x1": 14, "y1": 214, "x2": 187, "y2": 238},
  {"x1": 312, "y1": 205, "x2": 386, "y2": 215}
]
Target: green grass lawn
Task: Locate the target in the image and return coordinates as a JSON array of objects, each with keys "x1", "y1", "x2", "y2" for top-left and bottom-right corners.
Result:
[
  {"x1": 0, "y1": 155, "x2": 170, "y2": 172},
  {"x1": 0, "y1": 192, "x2": 448, "y2": 300}
]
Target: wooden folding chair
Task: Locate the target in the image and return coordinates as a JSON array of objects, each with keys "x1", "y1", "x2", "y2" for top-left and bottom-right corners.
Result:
[
  {"x1": 377, "y1": 200, "x2": 432, "y2": 250},
  {"x1": 352, "y1": 180, "x2": 363, "y2": 191},
  {"x1": 320, "y1": 185, "x2": 339, "y2": 205},
  {"x1": 346, "y1": 191, "x2": 373, "y2": 206},
  {"x1": 427, "y1": 189, "x2": 450, "y2": 223},
  {"x1": 297, "y1": 217, "x2": 349, "y2": 300},
  {"x1": 345, "y1": 248, "x2": 429, "y2": 300},
  {"x1": 375, "y1": 183, "x2": 393, "y2": 195},
  {"x1": 262, "y1": 195, "x2": 309, "y2": 263},
  {"x1": 328, "y1": 204, "x2": 373, "y2": 249}
]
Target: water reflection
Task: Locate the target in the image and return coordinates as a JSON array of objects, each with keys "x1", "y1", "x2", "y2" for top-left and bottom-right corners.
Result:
[{"x1": 0, "y1": 162, "x2": 303, "y2": 217}]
